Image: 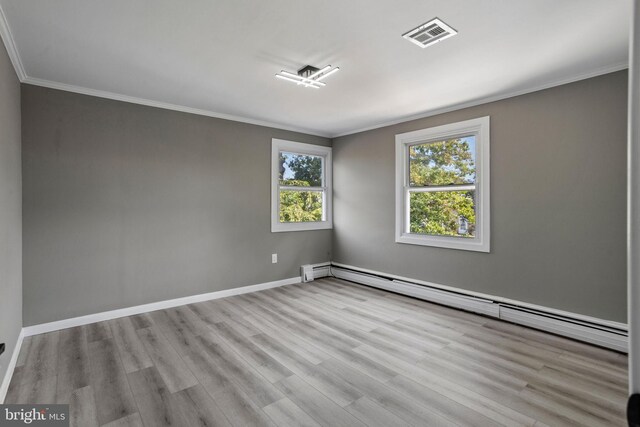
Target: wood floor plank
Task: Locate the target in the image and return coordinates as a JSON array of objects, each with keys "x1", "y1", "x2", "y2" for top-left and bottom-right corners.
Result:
[
  {"x1": 289, "y1": 294, "x2": 379, "y2": 332},
  {"x1": 386, "y1": 374, "x2": 502, "y2": 427},
  {"x1": 85, "y1": 321, "x2": 113, "y2": 343},
  {"x1": 16, "y1": 336, "x2": 33, "y2": 367},
  {"x1": 554, "y1": 352, "x2": 627, "y2": 385},
  {"x1": 136, "y1": 326, "x2": 198, "y2": 393},
  {"x1": 17, "y1": 373, "x2": 57, "y2": 404},
  {"x1": 172, "y1": 384, "x2": 234, "y2": 427},
  {"x1": 251, "y1": 333, "x2": 363, "y2": 407},
  {"x1": 244, "y1": 295, "x2": 398, "y2": 382},
  {"x1": 521, "y1": 382, "x2": 626, "y2": 425},
  {"x1": 205, "y1": 299, "x2": 261, "y2": 337},
  {"x1": 87, "y1": 338, "x2": 137, "y2": 425},
  {"x1": 108, "y1": 317, "x2": 153, "y2": 374},
  {"x1": 68, "y1": 385, "x2": 98, "y2": 427},
  {"x1": 345, "y1": 396, "x2": 411, "y2": 427},
  {"x1": 532, "y1": 365, "x2": 627, "y2": 407},
  {"x1": 275, "y1": 375, "x2": 367, "y2": 427},
  {"x1": 129, "y1": 313, "x2": 153, "y2": 330},
  {"x1": 165, "y1": 305, "x2": 211, "y2": 337},
  {"x1": 354, "y1": 343, "x2": 531, "y2": 411},
  {"x1": 18, "y1": 332, "x2": 59, "y2": 404},
  {"x1": 253, "y1": 292, "x2": 364, "y2": 350},
  {"x1": 342, "y1": 349, "x2": 536, "y2": 427},
  {"x1": 101, "y1": 413, "x2": 144, "y2": 427},
  {"x1": 558, "y1": 350, "x2": 628, "y2": 377},
  {"x1": 209, "y1": 322, "x2": 294, "y2": 383},
  {"x1": 180, "y1": 334, "x2": 237, "y2": 391},
  {"x1": 7, "y1": 278, "x2": 628, "y2": 427},
  {"x1": 208, "y1": 384, "x2": 276, "y2": 427},
  {"x1": 241, "y1": 313, "x2": 333, "y2": 365},
  {"x1": 318, "y1": 356, "x2": 458, "y2": 426},
  {"x1": 127, "y1": 366, "x2": 181, "y2": 427},
  {"x1": 187, "y1": 301, "x2": 224, "y2": 325},
  {"x1": 148, "y1": 309, "x2": 202, "y2": 356},
  {"x1": 263, "y1": 398, "x2": 322, "y2": 427},
  {"x1": 56, "y1": 326, "x2": 91, "y2": 403},
  {"x1": 482, "y1": 318, "x2": 625, "y2": 367},
  {"x1": 411, "y1": 373, "x2": 538, "y2": 426},
  {"x1": 434, "y1": 345, "x2": 532, "y2": 390},
  {"x1": 197, "y1": 332, "x2": 284, "y2": 408}
]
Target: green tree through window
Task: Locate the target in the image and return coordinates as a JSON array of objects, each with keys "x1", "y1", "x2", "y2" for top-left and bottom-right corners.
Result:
[
  {"x1": 408, "y1": 137, "x2": 476, "y2": 237},
  {"x1": 279, "y1": 153, "x2": 323, "y2": 222}
]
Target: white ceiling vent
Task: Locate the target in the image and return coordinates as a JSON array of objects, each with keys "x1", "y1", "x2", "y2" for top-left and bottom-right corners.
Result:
[{"x1": 403, "y1": 18, "x2": 457, "y2": 48}]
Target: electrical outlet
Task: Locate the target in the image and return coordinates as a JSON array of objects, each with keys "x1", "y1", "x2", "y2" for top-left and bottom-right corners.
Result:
[{"x1": 272, "y1": 253, "x2": 278, "y2": 264}]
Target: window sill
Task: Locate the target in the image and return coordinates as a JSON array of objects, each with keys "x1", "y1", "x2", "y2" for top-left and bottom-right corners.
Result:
[
  {"x1": 396, "y1": 233, "x2": 490, "y2": 252},
  {"x1": 271, "y1": 221, "x2": 333, "y2": 233}
]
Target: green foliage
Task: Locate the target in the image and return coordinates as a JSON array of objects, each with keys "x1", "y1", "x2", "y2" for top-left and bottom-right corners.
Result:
[
  {"x1": 279, "y1": 153, "x2": 322, "y2": 187},
  {"x1": 409, "y1": 138, "x2": 476, "y2": 237},
  {"x1": 278, "y1": 152, "x2": 324, "y2": 223},
  {"x1": 409, "y1": 139, "x2": 475, "y2": 186},
  {"x1": 279, "y1": 180, "x2": 323, "y2": 222},
  {"x1": 410, "y1": 191, "x2": 475, "y2": 237}
]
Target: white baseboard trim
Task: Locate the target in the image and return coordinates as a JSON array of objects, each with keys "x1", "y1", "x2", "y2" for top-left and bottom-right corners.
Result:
[
  {"x1": 330, "y1": 263, "x2": 628, "y2": 352},
  {"x1": 0, "y1": 329, "x2": 25, "y2": 404},
  {"x1": 23, "y1": 276, "x2": 301, "y2": 337}
]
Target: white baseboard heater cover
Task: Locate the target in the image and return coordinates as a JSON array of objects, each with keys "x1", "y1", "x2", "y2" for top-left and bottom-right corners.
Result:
[
  {"x1": 330, "y1": 265, "x2": 628, "y2": 352},
  {"x1": 301, "y1": 265, "x2": 314, "y2": 282},
  {"x1": 499, "y1": 305, "x2": 627, "y2": 352},
  {"x1": 310, "y1": 263, "x2": 331, "y2": 279},
  {"x1": 331, "y1": 266, "x2": 499, "y2": 317}
]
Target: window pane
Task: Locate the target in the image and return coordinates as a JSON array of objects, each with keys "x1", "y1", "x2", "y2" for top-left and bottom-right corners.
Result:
[
  {"x1": 409, "y1": 136, "x2": 476, "y2": 186},
  {"x1": 279, "y1": 152, "x2": 323, "y2": 187},
  {"x1": 409, "y1": 190, "x2": 475, "y2": 237},
  {"x1": 279, "y1": 190, "x2": 323, "y2": 223}
]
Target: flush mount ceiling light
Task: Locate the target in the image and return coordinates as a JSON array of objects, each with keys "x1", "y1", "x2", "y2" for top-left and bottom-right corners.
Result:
[
  {"x1": 275, "y1": 65, "x2": 340, "y2": 89},
  {"x1": 403, "y1": 17, "x2": 457, "y2": 48}
]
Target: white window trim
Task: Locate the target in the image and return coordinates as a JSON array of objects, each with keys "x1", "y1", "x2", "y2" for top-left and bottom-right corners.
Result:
[
  {"x1": 395, "y1": 116, "x2": 490, "y2": 252},
  {"x1": 271, "y1": 139, "x2": 333, "y2": 232}
]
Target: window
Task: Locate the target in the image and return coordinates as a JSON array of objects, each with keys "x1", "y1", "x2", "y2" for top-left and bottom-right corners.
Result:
[
  {"x1": 271, "y1": 139, "x2": 332, "y2": 232},
  {"x1": 395, "y1": 116, "x2": 490, "y2": 252}
]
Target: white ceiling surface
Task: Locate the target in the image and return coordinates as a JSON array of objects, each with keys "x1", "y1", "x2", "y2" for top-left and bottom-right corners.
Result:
[{"x1": 0, "y1": 0, "x2": 631, "y2": 137}]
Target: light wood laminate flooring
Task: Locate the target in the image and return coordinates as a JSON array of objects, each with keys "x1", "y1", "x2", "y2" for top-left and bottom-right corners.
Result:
[{"x1": 6, "y1": 278, "x2": 629, "y2": 426}]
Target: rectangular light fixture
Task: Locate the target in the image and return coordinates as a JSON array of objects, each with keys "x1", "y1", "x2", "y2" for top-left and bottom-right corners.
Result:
[{"x1": 276, "y1": 65, "x2": 339, "y2": 88}]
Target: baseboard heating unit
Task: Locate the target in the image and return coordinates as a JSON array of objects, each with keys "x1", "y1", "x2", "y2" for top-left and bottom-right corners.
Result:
[
  {"x1": 311, "y1": 262, "x2": 331, "y2": 279},
  {"x1": 330, "y1": 264, "x2": 628, "y2": 353}
]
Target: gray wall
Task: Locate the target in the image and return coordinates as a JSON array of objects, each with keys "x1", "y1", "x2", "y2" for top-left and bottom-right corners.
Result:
[
  {"x1": 332, "y1": 71, "x2": 628, "y2": 323},
  {"x1": 0, "y1": 42, "x2": 22, "y2": 388},
  {"x1": 22, "y1": 86, "x2": 331, "y2": 326}
]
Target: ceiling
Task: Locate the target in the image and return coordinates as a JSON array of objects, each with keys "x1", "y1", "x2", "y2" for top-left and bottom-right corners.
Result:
[{"x1": 0, "y1": 0, "x2": 631, "y2": 137}]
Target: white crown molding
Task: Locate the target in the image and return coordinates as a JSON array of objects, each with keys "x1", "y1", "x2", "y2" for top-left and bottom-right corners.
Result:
[
  {"x1": 22, "y1": 275, "x2": 302, "y2": 337},
  {"x1": 331, "y1": 62, "x2": 630, "y2": 138},
  {"x1": 25, "y1": 61, "x2": 628, "y2": 140},
  {"x1": 0, "y1": 4, "x2": 26, "y2": 80},
  {"x1": 21, "y1": 76, "x2": 332, "y2": 138},
  {"x1": 0, "y1": 329, "x2": 24, "y2": 403},
  {"x1": 0, "y1": 0, "x2": 331, "y2": 137},
  {"x1": 0, "y1": 4, "x2": 629, "y2": 141}
]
